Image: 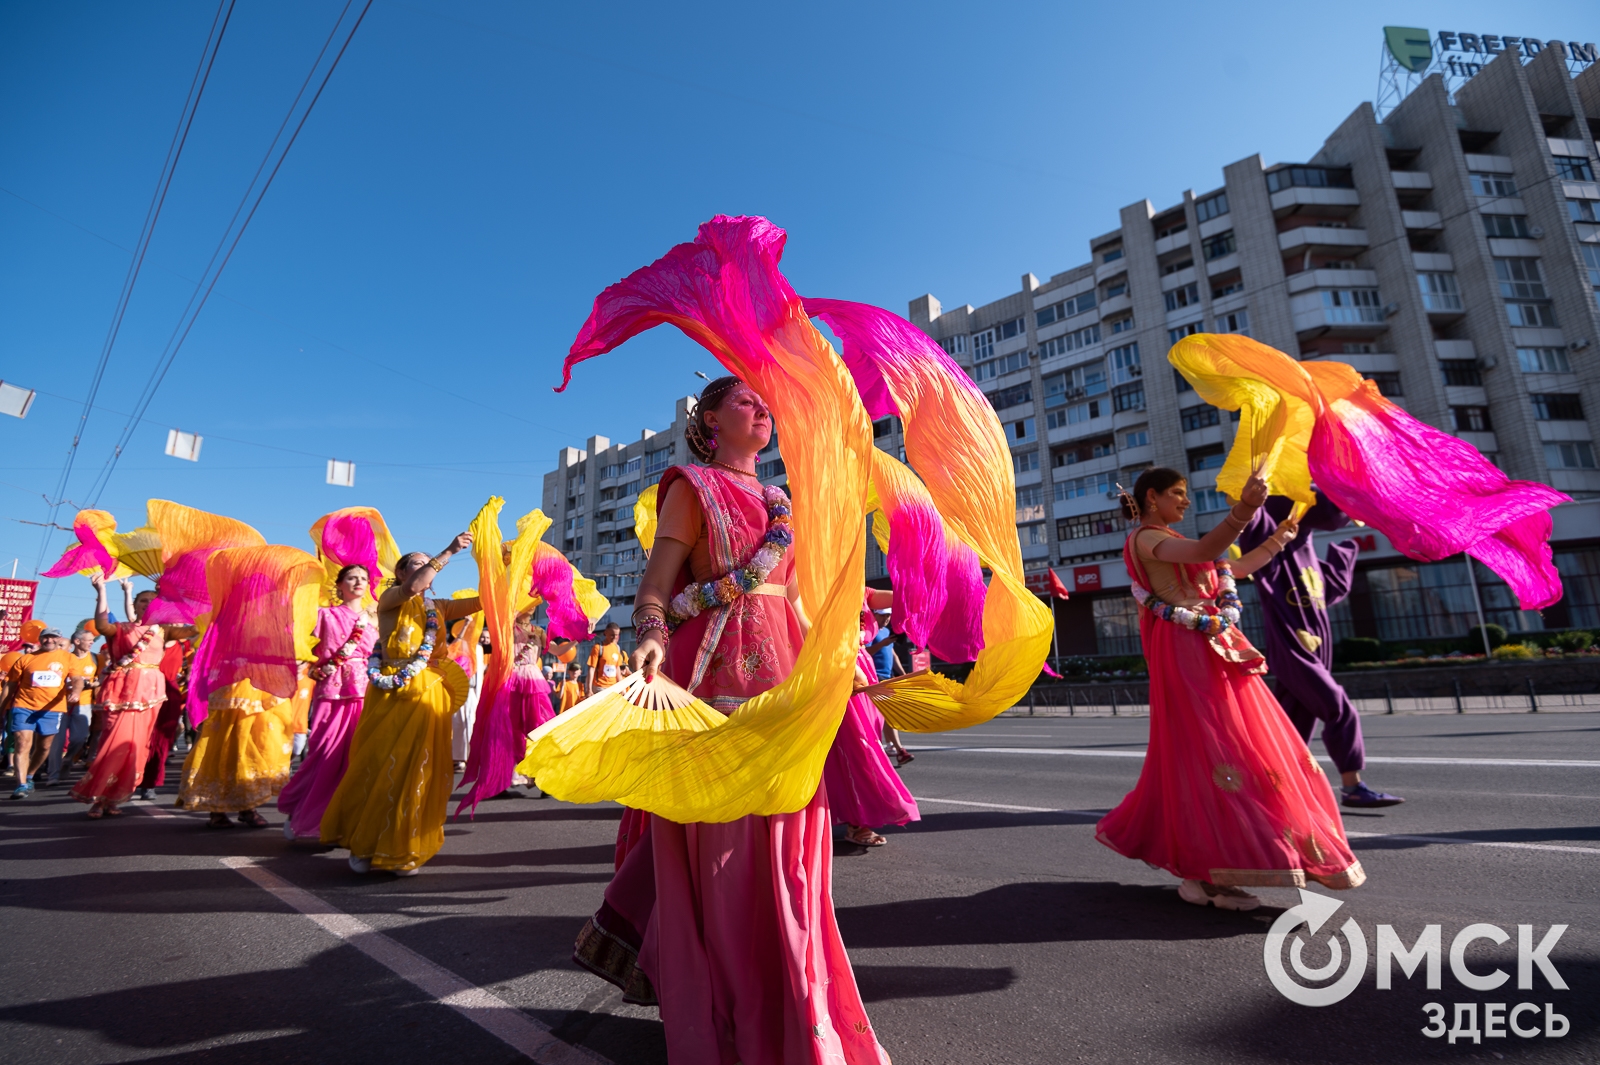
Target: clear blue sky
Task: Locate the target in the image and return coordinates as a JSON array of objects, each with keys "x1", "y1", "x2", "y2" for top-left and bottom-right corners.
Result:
[{"x1": 2, "y1": 1, "x2": 1592, "y2": 630}]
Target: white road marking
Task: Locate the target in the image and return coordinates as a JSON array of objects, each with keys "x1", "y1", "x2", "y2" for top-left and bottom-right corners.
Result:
[
  {"x1": 911, "y1": 796, "x2": 1600, "y2": 857},
  {"x1": 905, "y1": 745, "x2": 1600, "y2": 768},
  {"x1": 219, "y1": 857, "x2": 612, "y2": 1065}
]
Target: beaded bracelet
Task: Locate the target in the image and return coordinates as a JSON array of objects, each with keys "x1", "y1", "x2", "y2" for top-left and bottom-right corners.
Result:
[{"x1": 634, "y1": 615, "x2": 670, "y2": 645}]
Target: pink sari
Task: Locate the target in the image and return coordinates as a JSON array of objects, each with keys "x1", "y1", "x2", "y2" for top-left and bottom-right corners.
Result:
[
  {"x1": 277, "y1": 604, "x2": 376, "y2": 838},
  {"x1": 72, "y1": 623, "x2": 165, "y2": 807},
  {"x1": 822, "y1": 602, "x2": 919, "y2": 829},
  {"x1": 507, "y1": 640, "x2": 554, "y2": 737},
  {"x1": 1095, "y1": 526, "x2": 1365, "y2": 889},
  {"x1": 576, "y1": 465, "x2": 888, "y2": 1065}
]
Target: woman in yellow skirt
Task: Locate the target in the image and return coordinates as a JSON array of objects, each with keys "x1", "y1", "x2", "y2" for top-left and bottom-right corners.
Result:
[
  {"x1": 320, "y1": 533, "x2": 476, "y2": 875},
  {"x1": 176, "y1": 546, "x2": 323, "y2": 828}
]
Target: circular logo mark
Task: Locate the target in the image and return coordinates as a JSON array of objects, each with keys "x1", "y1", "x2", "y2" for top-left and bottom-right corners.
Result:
[{"x1": 1264, "y1": 888, "x2": 1368, "y2": 1006}]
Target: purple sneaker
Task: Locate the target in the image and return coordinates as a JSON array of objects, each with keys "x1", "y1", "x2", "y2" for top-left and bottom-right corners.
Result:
[{"x1": 1342, "y1": 782, "x2": 1404, "y2": 808}]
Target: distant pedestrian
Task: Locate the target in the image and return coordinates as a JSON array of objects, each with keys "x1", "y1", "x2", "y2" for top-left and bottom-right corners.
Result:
[{"x1": 5, "y1": 629, "x2": 82, "y2": 799}]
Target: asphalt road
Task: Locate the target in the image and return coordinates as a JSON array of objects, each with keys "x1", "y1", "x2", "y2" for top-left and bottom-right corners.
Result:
[{"x1": 3, "y1": 709, "x2": 1597, "y2": 1064}]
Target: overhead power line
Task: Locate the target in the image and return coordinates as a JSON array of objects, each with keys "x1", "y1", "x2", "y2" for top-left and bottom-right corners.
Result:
[
  {"x1": 84, "y1": 0, "x2": 376, "y2": 508},
  {"x1": 31, "y1": 0, "x2": 237, "y2": 576}
]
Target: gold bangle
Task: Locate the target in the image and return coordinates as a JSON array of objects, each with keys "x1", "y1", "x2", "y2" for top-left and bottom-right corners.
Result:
[{"x1": 428, "y1": 555, "x2": 447, "y2": 572}]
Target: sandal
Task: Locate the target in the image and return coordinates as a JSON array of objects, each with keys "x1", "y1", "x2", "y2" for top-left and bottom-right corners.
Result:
[
  {"x1": 894, "y1": 748, "x2": 915, "y2": 767},
  {"x1": 846, "y1": 826, "x2": 888, "y2": 847},
  {"x1": 102, "y1": 805, "x2": 124, "y2": 817},
  {"x1": 208, "y1": 813, "x2": 235, "y2": 830},
  {"x1": 86, "y1": 803, "x2": 105, "y2": 819},
  {"x1": 236, "y1": 809, "x2": 269, "y2": 829}
]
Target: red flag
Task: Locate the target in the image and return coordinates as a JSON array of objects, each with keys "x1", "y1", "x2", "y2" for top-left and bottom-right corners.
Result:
[{"x1": 1047, "y1": 568, "x2": 1071, "y2": 600}]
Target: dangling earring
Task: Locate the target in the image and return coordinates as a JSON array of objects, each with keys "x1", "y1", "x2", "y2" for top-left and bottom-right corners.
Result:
[{"x1": 708, "y1": 427, "x2": 719, "y2": 451}]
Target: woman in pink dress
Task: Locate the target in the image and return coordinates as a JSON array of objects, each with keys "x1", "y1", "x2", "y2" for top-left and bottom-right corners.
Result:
[
  {"x1": 72, "y1": 575, "x2": 196, "y2": 818},
  {"x1": 574, "y1": 376, "x2": 889, "y2": 1065},
  {"x1": 278, "y1": 565, "x2": 378, "y2": 840},
  {"x1": 1096, "y1": 467, "x2": 1366, "y2": 911},
  {"x1": 822, "y1": 591, "x2": 919, "y2": 847}
]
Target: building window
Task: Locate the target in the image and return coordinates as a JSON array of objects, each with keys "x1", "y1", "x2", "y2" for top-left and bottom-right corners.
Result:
[
  {"x1": 1192, "y1": 487, "x2": 1229, "y2": 512},
  {"x1": 1163, "y1": 283, "x2": 1200, "y2": 311},
  {"x1": 1016, "y1": 484, "x2": 1046, "y2": 522},
  {"x1": 997, "y1": 317, "x2": 1027, "y2": 341},
  {"x1": 1019, "y1": 522, "x2": 1049, "y2": 546},
  {"x1": 1053, "y1": 436, "x2": 1116, "y2": 467},
  {"x1": 1112, "y1": 383, "x2": 1145, "y2": 413},
  {"x1": 1570, "y1": 199, "x2": 1600, "y2": 224},
  {"x1": 1450, "y1": 406, "x2": 1492, "y2": 432},
  {"x1": 1047, "y1": 400, "x2": 1103, "y2": 429},
  {"x1": 938, "y1": 334, "x2": 968, "y2": 357},
  {"x1": 645, "y1": 445, "x2": 672, "y2": 474},
  {"x1": 1469, "y1": 172, "x2": 1519, "y2": 197},
  {"x1": 1044, "y1": 364, "x2": 1106, "y2": 408},
  {"x1": 1188, "y1": 444, "x2": 1225, "y2": 471},
  {"x1": 1545, "y1": 441, "x2": 1597, "y2": 469},
  {"x1": 1320, "y1": 288, "x2": 1383, "y2": 323},
  {"x1": 1265, "y1": 166, "x2": 1354, "y2": 192},
  {"x1": 758, "y1": 457, "x2": 786, "y2": 478},
  {"x1": 1582, "y1": 246, "x2": 1600, "y2": 298},
  {"x1": 1008, "y1": 417, "x2": 1037, "y2": 443},
  {"x1": 1039, "y1": 323, "x2": 1101, "y2": 360},
  {"x1": 1161, "y1": 257, "x2": 1194, "y2": 275},
  {"x1": 1531, "y1": 393, "x2": 1585, "y2": 420},
  {"x1": 1092, "y1": 596, "x2": 1141, "y2": 655},
  {"x1": 1180, "y1": 404, "x2": 1220, "y2": 431},
  {"x1": 1553, "y1": 155, "x2": 1596, "y2": 182},
  {"x1": 1212, "y1": 279, "x2": 1245, "y2": 299},
  {"x1": 1054, "y1": 471, "x2": 1113, "y2": 502},
  {"x1": 1494, "y1": 258, "x2": 1546, "y2": 299},
  {"x1": 1417, "y1": 272, "x2": 1463, "y2": 310},
  {"x1": 1124, "y1": 429, "x2": 1149, "y2": 448},
  {"x1": 972, "y1": 348, "x2": 1026, "y2": 381},
  {"x1": 1108, "y1": 315, "x2": 1135, "y2": 334},
  {"x1": 1516, "y1": 346, "x2": 1571, "y2": 373},
  {"x1": 1195, "y1": 191, "x2": 1229, "y2": 222},
  {"x1": 987, "y1": 382, "x2": 1033, "y2": 411},
  {"x1": 1439, "y1": 359, "x2": 1482, "y2": 386},
  {"x1": 1102, "y1": 247, "x2": 1124, "y2": 263},
  {"x1": 1362, "y1": 559, "x2": 1537, "y2": 642},
  {"x1": 1036, "y1": 290, "x2": 1098, "y2": 327},
  {"x1": 1217, "y1": 309, "x2": 1250, "y2": 335},
  {"x1": 972, "y1": 329, "x2": 994, "y2": 360},
  {"x1": 1201, "y1": 230, "x2": 1236, "y2": 260},
  {"x1": 872, "y1": 417, "x2": 897, "y2": 438},
  {"x1": 1058, "y1": 509, "x2": 1122, "y2": 542},
  {"x1": 1368, "y1": 372, "x2": 1402, "y2": 396},
  {"x1": 1167, "y1": 321, "x2": 1202, "y2": 346},
  {"x1": 1173, "y1": 368, "x2": 1194, "y2": 393},
  {"x1": 1103, "y1": 281, "x2": 1128, "y2": 300},
  {"x1": 1155, "y1": 219, "x2": 1188, "y2": 239},
  {"x1": 1506, "y1": 302, "x2": 1557, "y2": 327},
  {"x1": 1482, "y1": 214, "x2": 1531, "y2": 238},
  {"x1": 1013, "y1": 450, "x2": 1040, "y2": 474},
  {"x1": 1107, "y1": 343, "x2": 1141, "y2": 385}
]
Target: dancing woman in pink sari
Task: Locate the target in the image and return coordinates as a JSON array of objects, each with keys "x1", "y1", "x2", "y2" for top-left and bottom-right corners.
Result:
[
  {"x1": 1095, "y1": 467, "x2": 1366, "y2": 911},
  {"x1": 278, "y1": 565, "x2": 378, "y2": 841},
  {"x1": 574, "y1": 376, "x2": 888, "y2": 1065}
]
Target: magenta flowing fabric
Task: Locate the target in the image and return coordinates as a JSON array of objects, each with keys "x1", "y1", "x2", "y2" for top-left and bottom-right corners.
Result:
[
  {"x1": 507, "y1": 648, "x2": 554, "y2": 738},
  {"x1": 822, "y1": 649, "x2": 920, "y2": 829},
  {"x1": 276, "y1": 605, "x2": 376, "y2": 838}
]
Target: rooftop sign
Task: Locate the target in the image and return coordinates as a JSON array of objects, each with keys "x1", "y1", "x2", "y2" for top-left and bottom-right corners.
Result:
[{"x1": 1378, "y1": 26, "x2": 1597, "y2": 118}]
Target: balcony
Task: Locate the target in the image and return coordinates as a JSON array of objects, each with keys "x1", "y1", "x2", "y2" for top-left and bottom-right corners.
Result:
[
  {"x1": 1287, "y1": 268, "x2": 1380, "y2": 294},
  {"x1": 1561, "y1": 179, "x2": 1600, "y2": 201},
  {"x1": 1153, "y1": 230, "x2": 1190, "y2": 257},
  {"x1": 1278, "y1": 226, "x2": 1369, "y2": 255},
  {"x1": 1434, "y1": 339, "x2": 1476, "y2": 361},
  {"x1": 1098, "y1": 292, "x2": 1132, "y2": 317},
  {"x1": 1021, "y1": 542, "x2": 1052, "y2": 561},
  {"x1": 1047, "y1": 415, "x2": 1112, "y2": 446},
  {"x1": 1290, "y1": 290, "x2": 1387, "y2": 336},
  {"x1": 1446, "y1": 384, "x2": 1488, "y2": 407},
  {"x1": 1159, "y1": 265, "x2": 1197, "y2": 291},
  {"x1": 1304, "y1": 351, "x2": 1399, "y2": 375},
  {"x1": 1051, "y1": 452, "x2": 1119, "y2": 479},
  {"x1": 1463, "y1": 153, "x2": 1513, "y2": 173},
  {"x1": 1270, "y1": 186, "x2": 1361, "y2": 216},
  {"x1": 1095, "y1": 258, "x2": 1128, "y2": 283},
  {"x1": 1204, "y1": 252, "x2": 1240, "y2": 277},
  {"x1": 1401, "y1": 210, "x2": 1442, "y2": 231},
  {"x1": 1052, "y1": 490, "x2": 1121, "y2": 520},
  {"x1": 1412, "y1": 251, "x2": 1454, "y2": 272},
  {"x1": 1390, "y1": 170, "x2": 1433, "y2": 191},
  {"x1": 1456, "y1": 430, "x2": 1499, "y2": 454}
]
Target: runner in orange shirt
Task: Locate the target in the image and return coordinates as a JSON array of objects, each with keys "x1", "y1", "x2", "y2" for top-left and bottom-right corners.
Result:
[
  {"x1": 6, "y1": 630, "x2": 84, "y2": 799},
  {"x1": 585, "y1": 623, "x2": 628, "y2": 698}
]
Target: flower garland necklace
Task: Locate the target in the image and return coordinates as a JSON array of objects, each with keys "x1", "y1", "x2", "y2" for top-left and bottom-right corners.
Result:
[
  {"x1": 107, "y1": 625, "x2": 159, "y2": 675},
  {"x1": 1130, "y1": 560, "x2": 1243, "y2": 637},
  {"x1": 366, "y1": 601, "x2": 439, "y2": 691},
  {"x1": 666, "y1": 485, "x2": 793, "y2": 626},
  {"x1": 315, "y1": 609, "x2": 371, "y2": 680}
]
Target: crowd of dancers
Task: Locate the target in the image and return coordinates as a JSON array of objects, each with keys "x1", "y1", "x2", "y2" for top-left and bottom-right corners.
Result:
[{"x1": 2, "y1": 215, "x2": 1569, "y2": 1064}]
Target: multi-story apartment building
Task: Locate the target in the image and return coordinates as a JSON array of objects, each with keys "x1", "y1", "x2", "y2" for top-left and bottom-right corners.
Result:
[{"x1": 909, "y1": 47, "x2": 1600, "y2": 657}]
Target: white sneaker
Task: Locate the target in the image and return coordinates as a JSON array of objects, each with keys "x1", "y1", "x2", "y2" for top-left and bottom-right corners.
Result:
[
  {"x1": 393, "y1": 867, "x2": 421, "y2": 877},
  {"x1": 282, "y1": 821, "x2": 296, "y2": 842},
  {"x1": 1178, "y1": 878, "x2": 1260, "y2": 911},
  {"x1": 348, "y1": 855, "x2": 373, "y2": 874}
]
